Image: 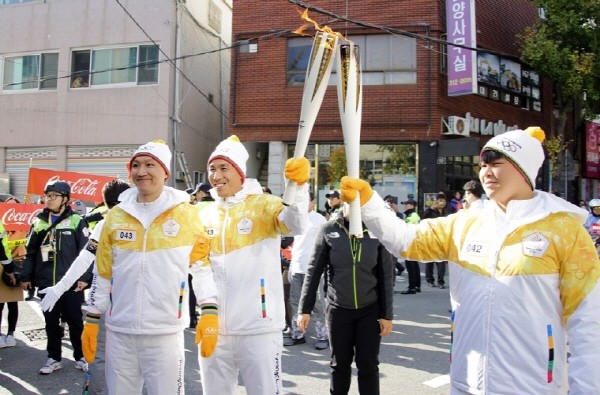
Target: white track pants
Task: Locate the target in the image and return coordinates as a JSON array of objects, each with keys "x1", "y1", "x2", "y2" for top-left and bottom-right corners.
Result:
[
  {"x1": 199, "y1": 331, "x2": 283, "y2": 395},
  {"x1": 105, "y1": 330, "x2": 185, "y2": 395}
]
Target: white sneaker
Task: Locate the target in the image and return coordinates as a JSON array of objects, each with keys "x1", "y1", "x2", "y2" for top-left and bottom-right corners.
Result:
[
  {"x1": 74, "y1": 358, "x2": 88, "y2": 371},
  {"x1": 0, "y1": 336, "x2": 6, "y2": 349},
  {"x1": 39, "y1": 358, "x2": 62, "y2": 375},
  {"x1": 4, "y1": 335, "x2": 16, "y2": 347}
]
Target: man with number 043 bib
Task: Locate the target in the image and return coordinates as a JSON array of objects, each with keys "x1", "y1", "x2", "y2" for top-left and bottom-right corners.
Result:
[{"x1": 81, "y1": 140, "x2": 216, "y2": 395}]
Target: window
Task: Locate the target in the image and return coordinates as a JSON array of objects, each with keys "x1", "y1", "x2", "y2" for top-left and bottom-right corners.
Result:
[
  {"x1": 444, "y1": 155, "x2": 479, "y2": 192},
  {"x1": 71, "y1": 44, "x2": 159, "y2": 88},
  {"x1": 286, "y1": 37, "x2": 312, "y2": 85},
  {"x1": 2, "y1": 52, "x2": 58, "y2": 91},
  {"x1": 288, "y1": 143, "x2": 417, "y2": 213},
  {"x1": 286, "y1": 34, "x2": 417, "y2": 86},
  {"x1": 138, "y1": 45, "x2": 159, "y2": 84},
  {"x1": 238, "y1": 39, "x2": 258, "y2": 54},
  {"x1": 1, "y1": 0, "x2": 37, "y2": 4},
  {"x1": 440, "y1": 33, "x2": 448, "y2": 75}
]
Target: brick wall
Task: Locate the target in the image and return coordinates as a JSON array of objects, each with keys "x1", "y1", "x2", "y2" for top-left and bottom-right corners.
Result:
[{"x1": 231, "y1": 0, "x2": 555, "y2": 144}]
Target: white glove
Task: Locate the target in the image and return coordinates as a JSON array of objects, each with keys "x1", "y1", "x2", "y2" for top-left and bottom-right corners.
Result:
[
  {"x1": 38, "y1": 282, "x2": 69, "y2": 312},
  {"x1": 38, "y1": 248, "x2": 96, "y2": 312}
]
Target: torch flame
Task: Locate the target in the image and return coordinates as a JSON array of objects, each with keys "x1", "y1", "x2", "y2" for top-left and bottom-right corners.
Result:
[{"x1": 293, "y1": 9, "x2": 345, "y2": 42}]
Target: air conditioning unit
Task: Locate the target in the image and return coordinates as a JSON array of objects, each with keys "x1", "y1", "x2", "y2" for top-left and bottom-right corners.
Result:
[{"x1": 446, "y1": 116, "x2": 470, "y2": 136}]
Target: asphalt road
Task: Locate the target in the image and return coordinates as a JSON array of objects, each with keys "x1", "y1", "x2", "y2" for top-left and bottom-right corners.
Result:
[{"x1": 0, "y1": 273, "x2": 452, "y2": 394}]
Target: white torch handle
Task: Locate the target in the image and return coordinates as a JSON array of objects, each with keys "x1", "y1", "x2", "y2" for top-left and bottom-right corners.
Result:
[
  {"x1": 283, "y1": 32, "x2": 338, "y2": 205},
  {"x1": 337, "y1": 42, "x2": 363, "y2": 238}
]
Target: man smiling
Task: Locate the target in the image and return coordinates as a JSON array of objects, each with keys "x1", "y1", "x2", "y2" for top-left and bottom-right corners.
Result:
[
  {"x1": 340, "y1": 127, "x2": 600, "y2": 394},
  {"x1": 199, "y1": 135, "x2": 309, "y2": 394},
  {"x1": 82, "y1": 140, "x2": 215, "y2": 394}
]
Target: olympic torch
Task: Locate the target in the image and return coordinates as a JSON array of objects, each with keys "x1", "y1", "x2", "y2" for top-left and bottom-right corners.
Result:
[
  {"x1": 337, "y1": 42, "x2": 363, "y2": 238},
  {"x1": 283, "y1": 31, "x2": 338, "y2": 205}
]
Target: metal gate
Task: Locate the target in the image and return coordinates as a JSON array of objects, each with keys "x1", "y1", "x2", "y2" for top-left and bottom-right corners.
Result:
[{"x1": 66, "y1": 145, "x2": 137, "y2": 180}]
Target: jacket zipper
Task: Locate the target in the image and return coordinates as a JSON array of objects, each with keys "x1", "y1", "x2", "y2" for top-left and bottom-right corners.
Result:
[
  {"x1": 351, "y1": 237, "x2": 362, "y2": 309},
  {"x1": 139, "y1": 229, "x2": 148, "y2": 332},
  {"x1": 221, "y1": 205, "x2": 229, "y2": 325},
  {"x1": 53, "y1": 230, "x2": 58, "y2": 285},
  {"x1": 338, "y1": 219, "x2": 363, "y2": 309}
]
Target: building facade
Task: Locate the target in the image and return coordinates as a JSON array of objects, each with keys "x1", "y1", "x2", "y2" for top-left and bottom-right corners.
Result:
[
  {"x1": 230, "y1": 0, "x2": 560, "y2": 211},
  {"x1": 0, "y1": 0, "x2": 232, "y2": 199}
]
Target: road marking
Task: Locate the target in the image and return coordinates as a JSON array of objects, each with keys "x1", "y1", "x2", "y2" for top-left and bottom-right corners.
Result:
[
  {"x1": 28, "y1": 299, "x2": 46, "y2": 320},
  {"x1": 423, "y1": 374, "x2": 450, "y2": 388},
  {"x1": 0, "y1": 370, "x2": 43, "y2": 394}
]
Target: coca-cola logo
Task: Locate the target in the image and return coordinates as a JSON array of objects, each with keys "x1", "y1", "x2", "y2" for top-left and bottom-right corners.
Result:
[
  {"x1": 2, "y1": 207, "x2": 43, "y2": 226},
  {"x1": 47, "y1": 175, "x2": 100, "y2": 197}
]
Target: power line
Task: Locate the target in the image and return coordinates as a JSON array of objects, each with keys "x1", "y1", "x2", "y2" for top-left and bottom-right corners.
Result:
[
  {"x1": 113, "y1": 0, "x2": 229, "y2": 119},
  {"x1": 287, "y1": 0, "x2": 522, "y2": 60},
  {"x1": 2, "y1": 2, "x2": 520, "y2": 99}
]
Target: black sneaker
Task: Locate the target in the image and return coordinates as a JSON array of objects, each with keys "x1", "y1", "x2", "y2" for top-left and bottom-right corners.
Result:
[
  {"x1": 282, "y1": 327, "x2": 293, "y2": 338},
  {"x1": 415, "y1": 287, "x2": 421, "y2": 293},
  {"x1": 400, "y1": 289, "x2": 417, "y2": 295},
  {"x1": 315, "y1": 339, "x2": 329, "y2": 350},
  {"x1": 283, "y1": 336, "x2": 306, "y2": 346},
  {"x1": 439, "y1": 284, "x2": 446, "y2": 289}
]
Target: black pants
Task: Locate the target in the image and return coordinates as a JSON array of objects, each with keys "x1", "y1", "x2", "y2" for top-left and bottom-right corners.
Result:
[
  {"x1": 327, "y1": 303, "x2": 381, "y2": 395},
  {"x1": 41, "y1": 289, "x2": 84, "y2": 361},
  {"x1": 405, "y1": 260, "x2": 421, "y2": 290},
  {"x1": 282, "y1": 267, "x2": 292, "y2": 328},
  {"x1": 188, "y1": 274, "x2": 197, "y2": 322},
  {"x1": 0, "y1": 302, "x2": 18, "y2": 333},
  {"x1": 425, "y1": 261, "x2": 447, "y2": 286}
]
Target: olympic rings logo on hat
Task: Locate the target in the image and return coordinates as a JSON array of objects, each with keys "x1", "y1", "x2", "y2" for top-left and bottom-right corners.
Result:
[{"x1": 497, "y1": 138, "x2": 522, "y2": 153}]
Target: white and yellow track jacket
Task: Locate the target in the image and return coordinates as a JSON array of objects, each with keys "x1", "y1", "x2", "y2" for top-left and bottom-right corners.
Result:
[
  {"x1": 361, "y1": 190, "x2": 600, "y2": 395},
  {"x1": 200, "y1": 179, "x2": 308, "y2": 335},
  {"x1": 90, "y1": 187, "x2": 215, "y2": 335}
]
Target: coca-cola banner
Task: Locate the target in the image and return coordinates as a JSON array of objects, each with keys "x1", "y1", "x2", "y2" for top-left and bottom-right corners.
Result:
[
  {"x1": 0, "y1": 203, "x2": 44, "y2": 232},
  {"x1": 27, "y1": 168, "x2": 117, "y2": 203}
]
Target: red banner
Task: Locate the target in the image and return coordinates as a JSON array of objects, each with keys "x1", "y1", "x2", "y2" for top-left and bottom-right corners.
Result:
[
  {"x1": 0, "y1": 203, "x2": 44, "y2": 232},
  {"x1": 27, "y1": 168, "x2": 117, "y2": 203},
  {"x1": 585, "y1": 122, "x2": 600, "y2": 179}
]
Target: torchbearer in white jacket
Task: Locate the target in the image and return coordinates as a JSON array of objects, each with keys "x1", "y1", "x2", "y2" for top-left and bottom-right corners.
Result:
[
  {"x1": 38, "y1": 178, "x2": 131, "y2": 395},
  {"x1": 81, "y1": 140, "x2": 216, "y2": 395},
  {"x1": 340, "y1": 127, "x2": 600, "y2": 395},
  {"x1": 200, "y1": 135, "x2": 309, "y2": 395}
]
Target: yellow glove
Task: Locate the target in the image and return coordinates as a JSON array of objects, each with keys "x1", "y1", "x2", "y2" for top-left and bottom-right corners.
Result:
[
  {"x1": 340, "y1": 176, "x2": 374, "y2": 206},
  {"x1": 195, "y1": 304, "x2": 219, "y2": 358},
  {"x1": 192, "y1": 232, "x2": 211, "y2": 263},
  {"x1": 284, "y1": 158, "x2": 310, "y2": 185},
  {"x1": 81, "y1": 314, "x2": 101, "y2": 363}
]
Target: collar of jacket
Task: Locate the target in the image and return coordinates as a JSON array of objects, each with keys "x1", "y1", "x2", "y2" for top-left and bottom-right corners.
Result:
[
  {"x1": 214, "y1": 178, "x2": 263, "y2": 207},
  {"x1": 39, "y1": 206, "x2": 75, "y2": 221}
]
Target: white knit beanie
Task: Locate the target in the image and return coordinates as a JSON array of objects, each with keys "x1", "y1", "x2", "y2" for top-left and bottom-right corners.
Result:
[
  {"x1": 208, "y1": 135, "x2": 249, "y2": 182},
  {"x1": 129, "y1": 139, "x2": 172, "y2": 177},
  {"x1": 481, "y1": 127, "x2": 546, "y2": 189}
]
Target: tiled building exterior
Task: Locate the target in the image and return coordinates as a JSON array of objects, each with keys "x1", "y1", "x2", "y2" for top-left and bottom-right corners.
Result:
[{"x1": 0, "y1": 0, "x2": 232, "y2": 198}]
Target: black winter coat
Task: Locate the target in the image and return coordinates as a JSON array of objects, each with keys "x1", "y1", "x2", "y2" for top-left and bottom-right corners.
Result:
[
  {"x1": 21, "y1": 207, "x2": 91, "y2": 290},
  {"x1": 299, "y1": 212, "x2": 395, "y2": 320}
]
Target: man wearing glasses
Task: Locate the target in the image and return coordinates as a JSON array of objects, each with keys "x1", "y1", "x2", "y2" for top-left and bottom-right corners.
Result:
[{"x1": 20, "y1": 180, "x2": 91, "y2": 375}]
